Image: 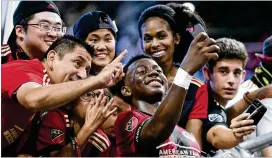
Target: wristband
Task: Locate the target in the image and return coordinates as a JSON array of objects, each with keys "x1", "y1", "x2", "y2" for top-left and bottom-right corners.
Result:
[
  {"x1": 173, "y1": 68, "x2": 192, "y2": 90},
  {"x1": 243, "y1": 92, "x2": 253, "y2": 105}
]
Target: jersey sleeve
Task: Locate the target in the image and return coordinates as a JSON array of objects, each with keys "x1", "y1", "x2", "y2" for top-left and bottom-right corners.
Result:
[
  {"x1": 202, "y1": 106, "x2": 228, "y2": 135},
  {"x1": 114, "y1": 110, "x2": 149, "y2": 156},
  {"x1": 2, "y1": 66, "x2": 43, "y2": 98},
  {"x1": 36, "y1": 111, "x2": 67, "y2": 154},
  {"x1": 188, "y1": 83, "x2": 208, "y2": 120}
]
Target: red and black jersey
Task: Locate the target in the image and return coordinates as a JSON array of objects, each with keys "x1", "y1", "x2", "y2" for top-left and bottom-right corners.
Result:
[
  {"x1": 201, "y1": 86, "x2": 228, "y2": 157},
  {"x1": 17, "y1": 109, "x2": 112, "y2": 157},
  {"x1": 1, "y1": 43, "x2": 30, "y2": 64},
  {"x1": 1, "y1": 59, "x2": 49, "y2": 149},
  {"x1": 17, "y1": 109, "x2": 81, "y2": 157},
  {"x1": 115, "y1": 110, "x2": 201, "y2": 157},
  {"x1": 178, "y1": 77, "x2": 208, "y2": 128}
]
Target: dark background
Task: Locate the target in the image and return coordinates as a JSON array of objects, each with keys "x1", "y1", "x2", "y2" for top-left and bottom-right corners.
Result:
[
  {"x1": 5, "y1": 1, "x2": 272, "y2": 80},
  {"x1": 55, "y1": 1, "x2": 272, "y2": 42}
]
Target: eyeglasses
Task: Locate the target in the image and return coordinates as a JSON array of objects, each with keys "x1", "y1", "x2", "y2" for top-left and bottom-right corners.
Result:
[
  {"x1": 26, "y1": 22, "x2": 67, "y2": 35},
  {"x1": 81, "y1": 91, "x2": 111, "y2": 103}
]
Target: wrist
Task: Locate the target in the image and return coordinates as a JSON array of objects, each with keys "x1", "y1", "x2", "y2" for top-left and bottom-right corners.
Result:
[
  {"x1": 179, "y1": 64, "x2": 195, "y2": 76},
  {"x1": 81, "y1": 123, "x2": 97, "y2": 134},
  {"x1": 87, "y1": 76, "x2": 104, "y2": 90},
  {"x1": 173, "y1": 68, "x2": 192, "y2": 90},
  {"x1": 243, "y1": 92, "x2": 253, "y2": 105}
]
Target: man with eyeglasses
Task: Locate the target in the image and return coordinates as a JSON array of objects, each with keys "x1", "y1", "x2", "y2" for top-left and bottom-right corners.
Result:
[{"x1": 1, "y1": 0, "x2": 66, "y2": 64}]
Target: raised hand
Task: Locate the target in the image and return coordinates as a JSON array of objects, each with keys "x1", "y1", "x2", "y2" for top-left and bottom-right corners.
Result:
[
  {"x1": 84, "y1": 91, "x2": 117, "y2": 129},
  {"x1": 96, "y1": 49, "x2": 128, "y2": 88},
  {"x1": 180, "y1": 33, "x2": 219, "y2": 75},
  {"x1": 230, "y1": 113, "x2": 256, "y2": 140}
]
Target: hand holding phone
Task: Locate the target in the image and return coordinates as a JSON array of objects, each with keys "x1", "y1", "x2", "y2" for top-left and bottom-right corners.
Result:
[
  {"x1": 244, "y1": 99, "x2": 267, "y2": 125},
  {"x1": 187, "y1": 24, "x2": 207, "y2": 38}
]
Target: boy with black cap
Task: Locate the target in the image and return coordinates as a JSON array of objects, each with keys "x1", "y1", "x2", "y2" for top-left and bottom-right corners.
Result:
[
  {"x1": 1, "y1": 0, "x2": 65, "y2": 64},
  {"x1": 73, "y1": 11, "x2": 126, "y2": 156},
  {"x1": 73, "y1": 11, "x2": 121, "y2": 75}
]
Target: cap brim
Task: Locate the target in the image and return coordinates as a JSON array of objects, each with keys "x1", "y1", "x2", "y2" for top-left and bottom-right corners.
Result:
[
  {"x1": 255, "y1": 53, "x2": 272, "y2": 62},
  {"x1": 7, "y1": 28, "x2": 16, "y2": 45}
]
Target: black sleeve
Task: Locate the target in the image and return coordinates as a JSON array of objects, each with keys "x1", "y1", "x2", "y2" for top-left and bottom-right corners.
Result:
[{"x1": 202, "y1": 105, "x2": 228, "y2": 136}]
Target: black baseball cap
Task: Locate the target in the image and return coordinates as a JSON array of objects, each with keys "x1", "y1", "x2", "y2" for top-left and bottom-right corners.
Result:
[
  {"x1": 73, "y1": 11, "x2": 118, "y2": 40},
  {"x1": 7, "y1": 0, "x2": 61, "y2": 45}
]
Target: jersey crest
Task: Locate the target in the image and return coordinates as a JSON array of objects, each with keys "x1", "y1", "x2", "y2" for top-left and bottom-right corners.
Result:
[
  {"x1": 125, "y1": 117, "x2": 138, "y2": 132},
  {"x1": 208, "y1": 114, "x2": 224, "y2": 122},
  {"x1": 50, "y1": 129, "x2": 64, "y2": 143}
]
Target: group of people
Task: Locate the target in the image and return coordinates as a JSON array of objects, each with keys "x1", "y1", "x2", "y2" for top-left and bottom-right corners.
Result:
[{"x1": 1, "y1": 1, "x2": 272, "y2": 157}]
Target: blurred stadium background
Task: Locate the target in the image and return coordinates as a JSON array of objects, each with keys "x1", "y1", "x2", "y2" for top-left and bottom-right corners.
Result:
[{"x1": 2, "y1": 1, "x2": 272, "y2": 80}]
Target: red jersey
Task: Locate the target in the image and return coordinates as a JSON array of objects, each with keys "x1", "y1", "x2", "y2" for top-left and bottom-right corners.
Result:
[
  {"x1": 17, "y1": 109, "x2": 81, "y2": 156},
  {"x1": 18, "y1": 109, "x2": 112, "y2": 157},
  {"x1": 178, "y1": 78, "x2": 208, "y2": 128},
  {"x1": 1, "y1": 59, "x2": 49, "y2": 148},
  {"x1": 83, "y1": 137, "x2": 117, "y2": 157},
  {"x1": 115, "y1": 110, "x2": 201, "y2": 157}
]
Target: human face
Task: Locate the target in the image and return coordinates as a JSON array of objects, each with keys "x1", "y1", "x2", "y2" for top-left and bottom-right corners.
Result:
[
  {"x1": 85, "y1": 29, "x2": 116, "y2": 70},
  {"x1": 126, "y1": 58, "x2": 168, "y2": 100},
  {"x1": 207, "y1": 59, "x2": 246, "y2": 102},
  {"x1": 141, "y1": 17, "x2": 177, "y2": 65},
  {"x1": 22, "y1": 11, "x2": 63, "y2": 59},
  {"x1": 73, "y1": 89, "x2": 105, "y2": 120},
  {"x1": 50, "y1": 46, "x2": 92, "y2": 83},
  {"x1": 101, "y1": 96, "x2": 131, "y2": 137}
]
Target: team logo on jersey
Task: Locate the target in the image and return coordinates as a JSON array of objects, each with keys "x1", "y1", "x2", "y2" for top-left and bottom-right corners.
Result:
[
  {"x1": 208, "y1": 114, "x2": 224, "y2": 122},
  {"x1": 51, "y1": 129, "x2": 64, "y2": 143},
  {"x1": 125, "y1": 117, "x2": 138, "y2": 132}
]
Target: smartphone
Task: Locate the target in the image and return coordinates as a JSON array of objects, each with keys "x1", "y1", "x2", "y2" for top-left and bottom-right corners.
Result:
[
  {"x1": 244, "y1": 99, "x2": 267, "y2": 125},
  {"x1": 186, "y1": 24, "x2": 207, "y2": 38}
]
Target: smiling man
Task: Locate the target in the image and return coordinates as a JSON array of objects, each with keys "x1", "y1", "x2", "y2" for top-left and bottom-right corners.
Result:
[
  {"x1": 1, "y1": 1, "x2": 65, "y2": 64},
  {"x1": 1, "y1": 35, "x2": 127, "y2": 155}
]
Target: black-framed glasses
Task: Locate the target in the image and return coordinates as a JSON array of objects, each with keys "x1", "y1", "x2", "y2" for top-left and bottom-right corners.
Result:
[
  {"x1": 81, "y1": 91, "x2": 111, "y2": 103},
  {"x1": 26, "y1": 22, "x2": 67, "y2": 35}
]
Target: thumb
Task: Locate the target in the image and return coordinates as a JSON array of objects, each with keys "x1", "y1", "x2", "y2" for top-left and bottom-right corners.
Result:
[{"x1": 191, "y1": 32, "x2": 208, "y2": 45}]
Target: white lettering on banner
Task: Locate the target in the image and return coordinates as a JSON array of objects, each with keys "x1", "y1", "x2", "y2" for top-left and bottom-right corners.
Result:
[{"x1": 157, "y1": 142, "x2": 201, "y2": 157}]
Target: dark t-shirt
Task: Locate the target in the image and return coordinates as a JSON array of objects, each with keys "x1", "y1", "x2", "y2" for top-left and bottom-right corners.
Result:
[
  {"x1": 202, "y1": 87, "x2": 228, "y2": 157},
  {"x1": 115, "y1": 110, "x2": 201, "y2": 157}
]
